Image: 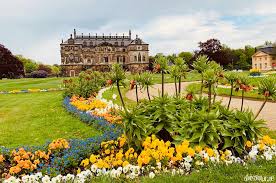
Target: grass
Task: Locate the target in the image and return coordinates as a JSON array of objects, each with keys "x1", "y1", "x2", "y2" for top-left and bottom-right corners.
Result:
[
  {"x1": 0, "y1": 77, "x2": 65, "y2": 91},
  {"x1": 91, "y1": 159, "x2": 275, "y2": 183},
  {"x1": 102, "y1": 87, "x2": 136, "y2": 107},
  {"x1": 0, "y1": 91, "x2": 100, "y2": 148}
]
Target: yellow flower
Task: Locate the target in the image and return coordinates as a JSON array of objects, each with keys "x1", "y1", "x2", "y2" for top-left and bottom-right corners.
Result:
[
  {"x1": 262, "y1": 135, "x2": 272, "y2": 145},
  {"x1": 80, "y1": 158, "x2": 90, "y2": 167},
  {"x1": 77, "y1": 168, "x2": 81, "y2": 174},
  {"x1": 90, "y1": 154, "x2": 97, "y2": 163},
  {"x1": 206, "y1": 148, "x2": 214, "y2": 157},
  {"x1": 105, "y1": 149, "x2": 110, "y2": 155},
  {"x1": 187, "y1": 148, "x2": 195, "y2": 157},
  {"x1": 195, "y1": 146, "x2": 202, "y2": 153},
  {"x1": 259, "y1": 143, "x2": 265, "y2": 151},
  {"x1": 181, "y1": 140, "x2": 189, "y2": 147},
  {"x1": 245, "y1": 141, "x2": 252, "y2": 148},
  {"x1": 122, "y1": 161, "x2": 129, "y2": 167}
]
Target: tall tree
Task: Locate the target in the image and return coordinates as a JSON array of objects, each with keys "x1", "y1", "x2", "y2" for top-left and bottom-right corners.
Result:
[{"x1": 0, "y1": 44, "x2": 25, "y2": 79}]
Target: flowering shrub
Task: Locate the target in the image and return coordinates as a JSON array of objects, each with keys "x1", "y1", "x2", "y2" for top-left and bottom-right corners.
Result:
[{"x1": 63, "y1": 70, "x2": 107, "y2": 98}]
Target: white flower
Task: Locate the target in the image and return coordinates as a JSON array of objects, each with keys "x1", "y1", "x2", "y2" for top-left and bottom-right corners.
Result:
[
  {"x1": 264, "y1": 151, "x2": 273, "y2": 160},
  {"x1": 123, "y1": 164, "x2": 131, "y2": 173},
  {"x1": 112, "y1": 94, "x2": 117, "y2": 100},
  {"x1": 184, "y1": 155, "x2": 193, "y2": 163},
  {"x1": 149, "y1": 172, "x2": 155, "y2": 179},
  {"x1": 91, "y1": 164, "x2": 98, "y2": 173},
  {"x1": 156, "y1": 162, "x2": 162, "y2": 170},
  {"x1": 184, "y1": 162, "x2": 191, "y2": 171},
  {"x1": 42, "y1": 175, "x2": 51, "y2": 183},
  {"x1": 171, "y1": 169, "x2": 176, "y2": 176}
]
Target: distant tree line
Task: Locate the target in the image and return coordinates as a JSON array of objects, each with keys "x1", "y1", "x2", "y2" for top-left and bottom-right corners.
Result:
[
  {"x1": 16, "y1": 55, "x2": 61, "y2": 78},
  {"x1": 0, "y1": 43, "x2": 61, "y2": 79},
  {"x1": 150, "y1": 38, "x2": 274, "y2": 70}
]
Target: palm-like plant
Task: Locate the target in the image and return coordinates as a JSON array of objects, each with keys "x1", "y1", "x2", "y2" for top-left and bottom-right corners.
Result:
[
  {"x1": 236, "y1": 75, "x2": 251, "y2": 111},
  {"x1": 132, "y1": 74, "x2": 141, "y2": 103},
  {"x1": 109, "y1": 64, "x2": 127, "y2": 111},
  {"x1": 169, "y1": 65, "x2": 179, "y2": 96},
  {"x1": 208, "y1": 61, "x2": 223, "y2": 104},
  {"x1": 140, "y1": 71, "x2": 154, "y2": 101},
  {"x1": 155, "y1": 56, "x2": 168, "y2": 97},
  {"x1": 192, "y1": 55, "x2": 209, "y2": 95},
  {"x1": 255, "y1": 76, "x2": 276, "y2": 119},
  {"x1": 175, "y1": 57, "x2": 188, "y2": 95},
  {"x1": 225, "y1": 72, "x2": 237, "y2": 109},
  {"x1": 203, "y1": 69, "x2": 218, "y2": 112}
]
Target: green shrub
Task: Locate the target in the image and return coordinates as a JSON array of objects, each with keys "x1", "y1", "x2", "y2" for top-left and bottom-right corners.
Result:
[{"x1": 63, "y1": 70, "x2": 107, "y2": 98}]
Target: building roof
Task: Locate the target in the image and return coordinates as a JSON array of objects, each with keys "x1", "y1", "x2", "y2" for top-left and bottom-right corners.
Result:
[
  {"x1": 61, "y1": 30, "x2": 148, "y2": 46},
  {"x1": 257, "y1": 46, "x2": 276, "y2": 55}
]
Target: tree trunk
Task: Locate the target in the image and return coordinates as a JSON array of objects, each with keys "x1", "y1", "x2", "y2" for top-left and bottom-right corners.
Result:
[
  {"x1": 208, "y1": 83, "x2": 212, "y2": 112},
  {"x1": 255, "y1": 97, "x2": 268, "y2": 120},
  {"x1": 240, "y1": 90, "x2": 244, "y2": 111},
  {"x1": 135, "y1": 84, "x2": 139, "y2": 103},
  {"x1": 161, "y1": 70, "x2": 164, "y2": 97},
  {"x1": 174, "y1": 76, "x2": 178, "y2": 96},
  {"x1": 117, "y1": 82, "x2": 126, "y2": 111},
  {"x1": 213, "y1": 84, "x2": 217, "y2": 104},
  {"x1": 146, "y1": 85, "x2": 151, "y2": 101},
  {"x1": 227, "y1": 83, "x2": 233, "y2": 109},
  {"x1": 178, "y1": 76, "x2": 181, "y2": 95}
]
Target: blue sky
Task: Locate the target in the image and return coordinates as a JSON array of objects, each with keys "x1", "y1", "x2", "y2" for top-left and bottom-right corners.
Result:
[{"x1": 1, "y1": 0, "x2": 276, "y2": 65}]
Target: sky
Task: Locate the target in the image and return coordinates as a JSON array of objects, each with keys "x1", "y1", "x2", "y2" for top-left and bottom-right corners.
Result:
[{"x1": 1, "y1": 0, "x2": 276, "y2": 65}]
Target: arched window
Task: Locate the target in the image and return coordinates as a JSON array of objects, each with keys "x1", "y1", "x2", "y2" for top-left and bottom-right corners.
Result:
[
  {"x1": 134, "y1": 56, "x2": 137, "y2": 62},
  {"x1": 123, "y1": 56, "x2": 126, "y2": 63},
  {"x1": 117, "y1": 56, "x2": 120, "y2": 63},
  {"x1": 138, "y1": 53, "x2": 141, "y2": 62}
]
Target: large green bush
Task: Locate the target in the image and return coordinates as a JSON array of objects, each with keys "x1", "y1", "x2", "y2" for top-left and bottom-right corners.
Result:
[
  {"x1": 63, "y1": 70, "x2": 107, "y2": 98},
  {"x1": 121, "y1": 95, "x2": 266, "y2": 155}
]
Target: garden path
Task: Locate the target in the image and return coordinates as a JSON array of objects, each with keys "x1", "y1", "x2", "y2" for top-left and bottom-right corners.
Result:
[{"x1": 125, "y1": 82, "x2": 276, "y2": 130}]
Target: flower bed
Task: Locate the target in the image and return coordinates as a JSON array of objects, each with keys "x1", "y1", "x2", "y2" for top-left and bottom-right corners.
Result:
[
  {"x1": 0, "y1": 88, "x2": 64, "y2": 94},
  {"x1": 69, "y1": 95, "x2": 122, "y2": 124},
  {"x1": 0, "y1": 96, "x2": 122, "y2": 180},
  {"x1": 3, "y1": 134, "x2": 275, "y2": 182}
]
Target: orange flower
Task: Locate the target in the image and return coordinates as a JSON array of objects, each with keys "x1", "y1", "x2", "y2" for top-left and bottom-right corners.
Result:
[
  {"x1": 245, "y1": 141, "x2": 252, "y2": 148},
  {"x1": 9, "y1": 166, "x2": 21, "y2": 174},
  {"x1": 0, "y1": 154, "x2": 5, "y2": 163}
]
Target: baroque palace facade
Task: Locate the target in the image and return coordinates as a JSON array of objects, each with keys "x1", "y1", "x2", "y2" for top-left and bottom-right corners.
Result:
[{"x1": 60, "y1": 29, "x2": 149, "y2": 76}]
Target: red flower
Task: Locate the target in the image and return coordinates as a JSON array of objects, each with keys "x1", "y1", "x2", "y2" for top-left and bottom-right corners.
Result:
[
  {"x1": 264, "y1": 91, "x2": 270, "y2": 97},
  {"x1": 106, "y1": 80, "x2": 113, "y2": 86},
  {"x1": 155, "y1": 64, "x2": 161, "y2": 72},
  {"x1": 130, "y1": 80, "x2": 136, "y2": 90},
  {"x1": 186, "y1": 93, "x2": 193, "y2": 101}
]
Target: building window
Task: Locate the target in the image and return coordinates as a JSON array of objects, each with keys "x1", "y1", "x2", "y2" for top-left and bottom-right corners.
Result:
[
  {"x1": 121, "y1": 42, "x2": 124, "y2": 46},
  {"x1": 255, "y1": 64, "x2": 257, "y2": 68},
  {"x1": 123, "y1": 56, "x2": 125, "y2": 63},
  {"x1": 115, "y1": 42, "x2": 118, "y2": 46},
  {"x1": 70, "y1": 70, "x2": 75, "y2": 77},
  {"x1": 104, "y1": 56, "x2": 108, "y2": 63},
  {"x1": 265, "y1": 56, "x2": 267, "y2": 60},
  {"x1": 137, "y1": 46, "x2": 142, "y2": 50},
  {"x1": 260, "y1": 63, "x2": 262, "y2": 69},
  {"x1": 138, "y1": 53, "x2": 141, "y2": 62},
  {"x1": 134, "y1": 56, "x2": 137, "y2": 62},
  {"x1": 142, "y1": 56, "x2": 146, "y2": 61},
  {"x1": 265, "y1": 63, "x2": 267, "y2": 68},
  {"x1": 90, "y1": 42, "x2": 93, "y2": 46},
  {"x1": 117, "y1": 56, "x2": 120, "y2": 63}
]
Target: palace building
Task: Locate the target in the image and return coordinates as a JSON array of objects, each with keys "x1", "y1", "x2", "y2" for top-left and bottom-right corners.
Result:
[
  {"x1": 60, "y1": 29, "x2": 149, "y2": 76},
  {"x1": 252, "y1": 44, "x2": 276, "y2": 71}
]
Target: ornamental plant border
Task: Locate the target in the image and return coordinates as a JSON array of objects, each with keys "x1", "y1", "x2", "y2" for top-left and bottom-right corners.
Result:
[
  {"x1": 0, "y1": 88, "x2": 65, "y2": 94},
  {"x1": 0, "y1": 97, "x2": 122, "y2": 176}
]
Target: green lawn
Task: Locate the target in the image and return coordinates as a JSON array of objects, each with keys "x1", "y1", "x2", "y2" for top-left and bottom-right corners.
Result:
[
  {"x1": 0, "y1": 77, "x2": 65, "y2": 91},
  {"x1": 0, "y1": 91, "x2": 100, "y2": 147}
]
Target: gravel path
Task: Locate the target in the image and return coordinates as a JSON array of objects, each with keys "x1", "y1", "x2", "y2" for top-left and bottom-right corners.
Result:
[{"x1": 126, "y1": 82, "x2": 276, "y2": 130}]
